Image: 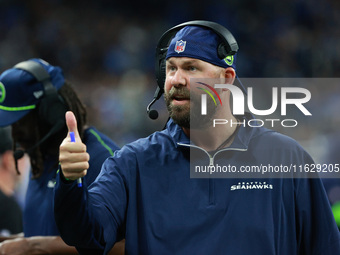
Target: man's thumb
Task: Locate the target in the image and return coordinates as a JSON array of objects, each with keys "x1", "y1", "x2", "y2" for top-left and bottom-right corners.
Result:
[{"x1": 65, "y1": 111, "x2": 81, "y2": 140}]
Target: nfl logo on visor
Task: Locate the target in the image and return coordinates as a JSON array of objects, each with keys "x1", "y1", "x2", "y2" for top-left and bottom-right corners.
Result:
[{"x1": 175, "y1": 40, "x2": 186, "y2": 53}]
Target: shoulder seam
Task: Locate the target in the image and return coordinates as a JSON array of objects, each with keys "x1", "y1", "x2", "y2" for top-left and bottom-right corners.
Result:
[{"x1": 88, "y1": 128, "x2": 115, "y2": 156}]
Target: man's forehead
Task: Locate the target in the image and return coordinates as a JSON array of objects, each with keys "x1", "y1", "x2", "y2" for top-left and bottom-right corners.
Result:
[{"x1": 166, "y1": 57, "x2": 203, "y2": 65}]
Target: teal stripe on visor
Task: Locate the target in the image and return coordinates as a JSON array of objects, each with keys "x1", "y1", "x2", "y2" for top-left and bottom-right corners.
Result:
[{"x1": 0, "y1": 104, "x2": 36, "y2": 111}]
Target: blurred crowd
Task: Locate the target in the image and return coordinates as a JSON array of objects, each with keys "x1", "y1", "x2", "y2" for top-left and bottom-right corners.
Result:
[{"x1": 0, "y1": 0, "x2": 339, "y2": 159}]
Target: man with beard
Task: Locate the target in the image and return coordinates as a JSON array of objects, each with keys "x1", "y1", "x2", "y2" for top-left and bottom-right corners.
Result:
[{"x1": 54, "y1": 21, "x2": 340, "y2": 254}]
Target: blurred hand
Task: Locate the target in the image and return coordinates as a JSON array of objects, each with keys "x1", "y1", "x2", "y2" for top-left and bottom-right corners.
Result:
[
  {"x1": 59, "y1": 111, "x2": 90, "y2": 181},
  {"x1": 0, "y1": 237, "x2": 31, "y2": 255},
  {"x1": 0, "y1": 236, "x2": 125, "y2": 255},
  {"x1": 0, "y1": 236, "x2": 77, "y2": 255}
]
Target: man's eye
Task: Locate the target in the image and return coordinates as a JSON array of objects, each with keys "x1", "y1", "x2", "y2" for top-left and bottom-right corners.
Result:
[
  {"x1": 189, "y1": 66, "x2": 197, "y2": 71},
  {"x1": 169, "y1": 66, "x2": 177, "y2": 71}
]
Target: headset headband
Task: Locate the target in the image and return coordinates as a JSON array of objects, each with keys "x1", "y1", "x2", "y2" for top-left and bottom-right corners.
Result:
[
  {"x1": 14, "y1": 60, "x2": 56, "y2": 96},
  {"x1": 156, "y1": 20, "x2": 238, "y2": 58}
]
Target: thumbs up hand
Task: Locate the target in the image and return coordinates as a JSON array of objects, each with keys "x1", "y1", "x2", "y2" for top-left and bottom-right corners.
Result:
[{"x1": 59, "y1": 111, "x2": 89, "y2": 181}]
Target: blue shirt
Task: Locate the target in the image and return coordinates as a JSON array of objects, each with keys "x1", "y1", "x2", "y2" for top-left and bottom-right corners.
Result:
[
  {"x1": 54, "y1": 118, "x2": 340, "y2": 254},
  {"x1": 24, "y1": 127, "x2": 119, "y2": 237}
]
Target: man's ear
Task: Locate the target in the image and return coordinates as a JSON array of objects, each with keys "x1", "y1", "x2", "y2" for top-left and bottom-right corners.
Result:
[
  {"x1": 221, "y1": 67, "x2": 236, "y2": 91},
  {"x1": 225, "y1": 67, "x2": 236, "y2": 81}
]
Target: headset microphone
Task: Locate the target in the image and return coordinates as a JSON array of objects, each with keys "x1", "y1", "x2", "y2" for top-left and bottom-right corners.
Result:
[
  {"x1": 146, "y1": 87, "x2": 163, "y2": 120},
  {"x1": 13, "y1": 120, "x2": 65, "y2": 161},
  {"x1": 147, "y1": 107, "x2": 159, "y2": 120}
]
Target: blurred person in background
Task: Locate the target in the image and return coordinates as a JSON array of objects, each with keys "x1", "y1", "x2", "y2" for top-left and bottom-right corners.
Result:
[
  {"x1": 0, "y1": 127, "x2": 27, "y2": 238},
  {"x1": 0, "y1": 59, "x2": 124, "y2": 254}
]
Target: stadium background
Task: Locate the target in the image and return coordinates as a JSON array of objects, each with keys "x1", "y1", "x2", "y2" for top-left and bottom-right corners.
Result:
[{"x1": 0, "y1": 0, "x2": 339, "y2": 165}]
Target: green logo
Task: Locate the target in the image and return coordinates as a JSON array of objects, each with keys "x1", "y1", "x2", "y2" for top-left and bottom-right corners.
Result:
[
  {"x1": 0, "y1": 82, "x2": 5, "y2": 103},
  {"x1": 224, "y1": 55, "x2": 234, "y2": 66},
  {"x1": 332, "y1": 201, "x2": 340, "y2": 227}
]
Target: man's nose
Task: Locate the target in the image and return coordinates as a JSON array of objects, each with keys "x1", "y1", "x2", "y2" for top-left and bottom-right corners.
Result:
[{"x1": 171, "y1": 69, "x2": 186, "y2": 88}]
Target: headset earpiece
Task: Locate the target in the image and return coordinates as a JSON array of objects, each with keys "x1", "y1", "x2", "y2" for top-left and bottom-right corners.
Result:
[
  {"x1": 217, "y1": 43, "x2": 229, "y2": 59},
  {"x1": 38, "y1": 87, "x2": 67, "y2": 128},
  {"x1": 155, "y1": 55, "x2": 167, "y2": 95},
  {"x1": 13, "y1": 60, "x2": 67, "y2": 129}
]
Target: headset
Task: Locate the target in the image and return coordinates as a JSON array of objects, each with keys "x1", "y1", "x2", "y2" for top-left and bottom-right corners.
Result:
[
  {"x1": 13, "y1": 60, "x2": 68, "y2": 160},
  {"x1": 147, "y1": 20, "x2": 239, "y2": 119}
]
